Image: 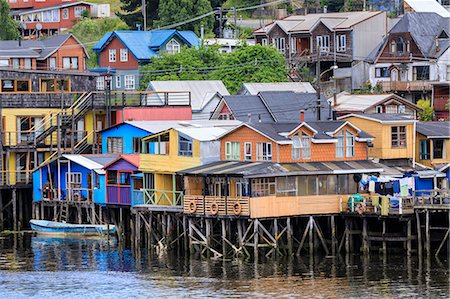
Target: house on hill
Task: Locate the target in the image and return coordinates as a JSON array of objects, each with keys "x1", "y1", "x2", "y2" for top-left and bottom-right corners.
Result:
[
  {"x1": 238, "y1": 82, "x2": 316, "y2": 95},
  {"x1": 92, "y1": 30, "x2": 200, "y2": 91}
]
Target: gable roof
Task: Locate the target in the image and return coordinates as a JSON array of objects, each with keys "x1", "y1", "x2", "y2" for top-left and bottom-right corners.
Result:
[
  {"x1": 331, "y1": 91, "x2": 423, "y2": 112},
  {"x1": 219, "y1": 91, "x2": 330, "y2": 123},
  {"x1": 104, "y1": 154, "x2": 140, "y2": 169},
  {"x1": 389, "y1": 12, "x2": 450, "y2": 58},
  {"x1": 0, "y1": 33, "x2": 88, "y2": 60},
  {"x1": 147, "y1": 80, "x2": 230, "y2": 112},
  {"x1": 404, "y1": 0, "x2": 450, "y2": 17},
  {"x1": 62, "y1": 154, "x2": 119, "y2": 174},
  {"x1": 92, "y1": 30, "x2": 200, "y2": 61},
  {"x1": 416, "y1": 121, "x2": 450, "y2": 138},
  {"x1": 239, "y1": 82, "x2": 316, "y2": 95},
  {"x1": 254, "y1": 11, "x2": 384, "y2": 35},
  {"x1": 338, "y1": 113, "x2": 416, "y2": 124}
]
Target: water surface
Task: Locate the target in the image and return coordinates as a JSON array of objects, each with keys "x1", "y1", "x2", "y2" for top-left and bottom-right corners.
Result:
[{"x1": 0, "y1": 234, "x2": 449, "y2": 298}]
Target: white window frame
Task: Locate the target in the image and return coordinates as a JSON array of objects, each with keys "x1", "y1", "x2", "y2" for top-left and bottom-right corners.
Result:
[
  {"x1": 244, "y1": 142, "x2": 252, "y2": 161},
  {"x1": 375, "y1": 106, "x2": 383, "y2": 113},
  {"x1": 336, "y1": 131, "x2": 344, "y2": 158},
  {"x1": 291, "y1": 134, "x2": 300, "y2": 160},
  {"x1": 261, "y1": 38, "x2": 268, "y2": 46},
  {"x1": 290, "y1": 37, "x2": 296, "y2": 54},
  {"x1": 256, "y1": 142, "x2": 272, "y2": 161},
  {"x1": 62, "y1": 8, "x2": 69, "y2": 19},
  {"x1": 96, "y1": 76, "x2": 105, "y2": 91},
  {"x1": 386, "y1": 105, "x2": 398, "y2": 114},
  {"x1": 225, "y1": 142, "x2": 240, "y2": 160},
  {"x1": 345, "y1": 130, "x2": 355, "y2": 158},
  {"x1": 336, "y1": 34, "x2": 346, "y2": 52},
  {"x1": 301, "y1": 136, "x2": 311, "y2": 160},
  {"x1": 66, "y1": 172, "x2": 82, "y2": 188},
  {"x1": 166, "y1": 39, "x2": 181, "y2": 54},
  {"x1": 62, "y1": 57, "x2": 78, "y2": 70},
  {"x1": 115, "y1": 75, "x2": 121, "y2": 89},
  {"x1": 272, "y1": 38, "x2": 286, "y2": 53},
  {"x1": 74, "y1": 6, "x2": 86, "y2": 18},
  {"x1": 124, "y1": 75, "x2": 135, "y2": 90},
  {"x1": 12, "y1": 58, "x2": 20, "y2": 69},
  {"x1": 120, "y1": 48, "x2": 128, "y2": 62},
  {"x1": 316, "y1": 35, "x2": 330, "y2": 52},
  {"x1": 108, "y1": 49, "x2": 116, "y2": 62}
]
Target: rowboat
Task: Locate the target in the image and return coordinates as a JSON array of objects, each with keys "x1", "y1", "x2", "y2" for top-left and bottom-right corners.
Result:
[{"x1": 30, "y1": 220, "x2": 116, "y2": 236}]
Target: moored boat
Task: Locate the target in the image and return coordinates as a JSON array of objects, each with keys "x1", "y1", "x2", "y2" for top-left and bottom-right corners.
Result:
[{"x1": 30, "y1": 220, "x2": 116, "y2": 236}]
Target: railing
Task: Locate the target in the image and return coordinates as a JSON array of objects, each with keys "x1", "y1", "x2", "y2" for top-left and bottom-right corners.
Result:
[
  {"x1": 143, "y1": 189, "x2": 183, "y2": 206},
  {"x1": 184, "y1": 195, "x2": 250, "y2": 217},
  {"x1": 377, "y1": 81, "x2": 434, "y2": 92},
  {"x1": 92, "y1": 91, "x2": 191, "y2": 107},
  {"x1": 0, "y1": 92, "x2": 86, "y2": 108},
  {"x1": 413, "y1": 189, "x2": 450, "y2": 207},
  {"x1": 0, "y1": 170, "x2": 32, "y2": 186},
  {"x1": 344, "y1": 194, "x2": 415, "y2": 216},
  {"x1": 132, "y1": 189, "x2": 144, "y2": 206}
]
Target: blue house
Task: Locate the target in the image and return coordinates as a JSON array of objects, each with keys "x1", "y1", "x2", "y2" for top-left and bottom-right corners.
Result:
[
  {"x1": 33, "y1": 154, "x2": 119, "y2": 205},
  {"x1": 92, "y1": 30, "x2": 200, "y2": 91},
  {"x1": 99, "y1": 122, "x2": 154, "y2": 154}
]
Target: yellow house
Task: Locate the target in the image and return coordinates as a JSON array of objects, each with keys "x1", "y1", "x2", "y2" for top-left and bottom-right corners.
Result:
[
  {"x1": 416, "y1": 121, "x2": 450, "y2": 168},
  {"x1": 338, "y1": 114, "x2": 416, "y2": 160},
  {"x1": 138, "y1": 122, "x2": 240, "y2": 206}
]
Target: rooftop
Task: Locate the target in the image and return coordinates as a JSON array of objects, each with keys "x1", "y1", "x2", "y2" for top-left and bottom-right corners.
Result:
[
  {"x1": 416, "y1": 121, "x2": 450, "y2": 138},
  {"x1": 239, "y1": 82, "x2": 316, "y2": 95},
  {"x1": 338, "y1": 113, "x2": 416, "y2": 123}
]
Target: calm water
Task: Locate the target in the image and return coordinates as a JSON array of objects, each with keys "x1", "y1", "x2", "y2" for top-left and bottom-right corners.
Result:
[{"x1": 0, "y1": 233, "x2": 449, "y2": 298}]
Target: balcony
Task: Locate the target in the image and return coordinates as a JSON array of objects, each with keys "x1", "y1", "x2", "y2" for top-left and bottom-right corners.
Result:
[
  {"x1": 0, "y1": 170, "x2": 32, "y2": 187},
  {"x1": 184, "y1": 195, "x2": 250, "y2": 217},
  {"x1": 378, "y1": 80, "x2": 434, "y2": 92}
]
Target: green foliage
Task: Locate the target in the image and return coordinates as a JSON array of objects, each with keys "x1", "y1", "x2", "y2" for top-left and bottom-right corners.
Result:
[
  {"x1": 352, "y1": 81, "x2": 383, "y2": 94},
  {"x1": 117, "y1": 0, "x2": 159, "y2": 29},
  {"x1": 139, "y1": 44, "x2": 288, "y2": 94},
  {"x1": 69, "y1": 18, "x2": 129, "y2": 68},
  {"x1": 210, "y1": 45, "x2": 288, "y2": 94},
  {"x1": 297, "y1": 66, "x2": 314, "y2": 83},
  {"x1": 155, "y1": 0, "x2": 214, "y2": 35},
  {"x1": 416, "y1": 99, "x2": 434, "y2": 121},
  {"x1": 81, "y1": 10, "x2": 91, "y2": 18},
  {"x1": 0, "y1": 0, "x2": 19, "y2": 40},
  {"x1": 140, "y1": 45, "x2": 223, "y2": 89}
]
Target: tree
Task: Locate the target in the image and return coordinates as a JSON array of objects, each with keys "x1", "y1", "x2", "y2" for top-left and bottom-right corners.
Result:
[
  {"x1": 139, "y1": 45, "x2": 223, "y2": 89},
  {"x1": 117, "y1": 0, "x2": 159, "y2": 29},
  {"x1": 0, "y1": 0, "x2": 19, "y2": 40},
  {"x1": 210, "y1": 45, "x2": 288, "y2": 94},
  {"x1": 155, "y1": 0, "x2": 214, "y2": 35},
  {"x1": 416, "y1": 99, "x2": 434, "y2": 121}
]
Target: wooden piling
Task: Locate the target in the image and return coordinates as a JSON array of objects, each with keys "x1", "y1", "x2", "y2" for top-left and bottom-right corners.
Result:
[
  {"x1": 308, "y1": 216, "x2": 313, "y2": 256},
  {"x1": 287, "y1": 218, "x2": 293, "y2": 256},
  {"x1": 425, "y1": 210, "x2": 430, "y2": 258},
  {"x1": 253, "y1": 219, "x2": 259, "y2": 259},
  {"x1": 407, "y1": 219, "x2": 412, "y2": 256},
  {"x1": 331, "y1": 215, "x2": 336, "y2": 256},
  {"x1": 12, "y1": 189, "x2": 17, "y2": 231},
  {"x1": 0, "y1": 191, "x2": 4, "y2": 231},
  {"x1": 362, "y1": 217, "x2": 369, "y2": 253},
  {"x1": 416, "y1": 210, "x2": 422, "y2": 257}
]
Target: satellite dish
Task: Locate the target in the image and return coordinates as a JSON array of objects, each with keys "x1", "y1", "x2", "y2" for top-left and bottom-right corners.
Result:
[{"x1": 36, "y1": 23, "x2": 42, "y2": 30}]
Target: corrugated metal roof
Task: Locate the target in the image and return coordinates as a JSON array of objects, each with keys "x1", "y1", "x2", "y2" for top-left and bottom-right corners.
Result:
[
  {"x1": 331, "y1": 92, "x2": 422, "y2": 112},
  {"x1": 63, "y1": 154, "x2": 119, "y2": 174},
  {"x1": 240, "y1": 82, "x2": 316, "y2": 94},
  {"x1": 127, "y1": 120, "x2": 241, "y2": 135},
  {"x1": 405, "y1": 0, "x2": 450, "y2": 17},
  {"x1": 148, "y1": 80, "x2": 230, "y2": 111},
  {"x1": 93, "y1": 30, "x2": 200, "y2": 61},
  {"x1": 177, "y1": 127, "x2": 230, "y2": 141},
  {"x1": 178, "y1": 160, "x2": 385, "y2": 177},
  {"x1": 417, "y1": 121, "x2": 450, "y2": 138}
]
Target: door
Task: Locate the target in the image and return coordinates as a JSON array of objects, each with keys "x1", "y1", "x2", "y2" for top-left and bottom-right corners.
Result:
[{"x1": 76, "y1": 119, "x2": 84, "y2": 142}]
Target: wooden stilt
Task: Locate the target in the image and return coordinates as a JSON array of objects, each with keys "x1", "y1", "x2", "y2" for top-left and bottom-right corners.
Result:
[
  {"x1": 425, "y1": 210, "x2": 430, "y2": 258},
  {"x1": 253, "y1": 219, "x2": 259, "y2": 259},
  {"x1": 416, "y1": 210, "x2": 422, "y2": 257},
  {"x1": 287, "y1": 218, "x2": 293, "y2": 256},
  {"x1": 77, "y1": 205, "x2": 82, "y2": 224},
  {"x1": 40, "y1": 202, "x2": 44, "y2": 222},
  {"x1": 331, "y1": 215, "x2": 336, "y2": 256},
  {"x1": 308, "y1": 216, "x2": 313, "y2": 256},
  {"x1": 0, "y1": 191, "x2": 3, "y2": 231},
  {"x1": 273, "y1": 219, "x2": 279, "y2": 253},
  {"x1": 12, "y1": 189, "x2": 17, "y2": 231},
  {"x1": 188, "y1": 218, "x2": 194, "y2": 254},
  {"x1": 407, "y1": 219, "x2": 412, "y2": 256},
  {"x1": 382, "y1": 219, "x2": 387, "y2": 253},
  {"x1": 205, "y1": 219, "x2": 212, "y2": 257},
  {"x1": 18, "y1": 191, "x2": 23, "y2": 230},
  {"x1": 221, "y1": 219, "x2": 227, "y2": 256},
  {"x1": 362, "y1": 217, "x2": 369, "y2": 253},
  {"x1": 345, "y1": 219, "x2": 350, "y2": 253}
]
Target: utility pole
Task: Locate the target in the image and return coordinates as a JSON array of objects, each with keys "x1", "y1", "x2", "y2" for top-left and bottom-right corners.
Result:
[
  {"x1": 316, "y1": 43, "x2": 321, "y2": 121},
  {"x1": 142, "y1": 0, "x2": 147, "y2": 30}
]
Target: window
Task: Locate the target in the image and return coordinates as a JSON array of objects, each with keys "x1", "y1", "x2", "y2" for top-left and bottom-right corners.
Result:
[
  {"x1": 290, "y1": 37, "x2": 296, "y2": 53},
  {"x1": 120, "y1": 48, "x2": 128, "y2": 62},
  {"x1": 124, "y1": 75, "x2": 135, "y2": 90},
  {"x1": 166, "y1": 39, "x2": 180, "y2": 54},
  {"x1": 40, "y1": 79, "x2": 70, "y2": 92},
  {"x1": 107, "y1": 170, "x2": 118, "y2": 184},
  {"x1": 225, "y1": 142, "x2": 240, "y2": 160},
  {"x1": 94, "y1": 173, "x2": 100, "y2": 189},
  {"x1": 336, "y1": 131, "x2": 344, "y2": 158},
  {"x1": 398, "y1": 105, "x2": 406, "y2": 114},
  {"x1": 132, "y1": 137, "x2": 141, "y2": 153},
  {"x1": 0, "y1": 59, "x2": 7, "y2": 67},
  {"x1": 336, "y1": 35, "x2": 346, "y2": 52},
  {"x1": 272, "y1": 38, "x2": 286, "y2": 53},
  {"x1": 178, "y1": 134, "x2": 193, "y2": 156},
  {"x1": 42, "y1": 9, "x2": 59, "y2": 22},
  {"x1": 0, "y1": 79, "x2": 30, "y2": 92},
  {"x1": 109, "y1": 49, "x2": 116, "y2": 62},
  {"x1": 96, "y1": 76, "x2": 105, "y2": 91},
  {"x1": 413, "y1": 66, "x2": 430, "y2": 80},
  {"x1": 345, "y1": 130, "x2": 354, "y2": 158},
  {"x1": 375, "y1": 106, "x2": 383, "y2": 113},
  {"x1": 218, "y1": 113, "x2": 234, "y2": 120},
  {"x1": 244, "y1": 142, "x2": 252, "y2": 161},
  {"x1": 395, "y1": 37, "x2": 406, "y2": 53},
  {"x1": 12, "y1": 58, "x2": 20, "y2": 69},
  {"x1": 62, "y1": 57, "x2": 78, "y2": 70},
  {"x1": 115, "y1": 75, "x2": 121, "y2": 89},
  {"x1": 74, "y1": 6, "x2": 86, "y2": 17},
  {"x1": 316, "y1": 35, "x2": 330, "y2": 52},
  {"x1": 62, "y1": 8, "x2": 68, "y2": 19},
  {"x1": 235, "y1": 179, "x2": 249, "y2": 197},
  {"x1": 386, "y1": 105, "x2": 398, "y2": 114},
  {"x1": 66, "y1": 172, "x2": 82, "y2": 188},
  {"x1": 251, "y1": 178, "x2": 276, "y2": 197},
  {"x1": 446, "y1": 66, "x2": 450, "y2": 81},
  {"x1": 256, "y1": 142, "x2": 272, "y2": 161},
  {"x1": 49, "y1": 57, "x2": 56, "y2": 70},
  {"x1": 301, "y1": 136, "x2": 311, "y2": 159},
  {"x1": 291, "y1": 134, "x2": 300, "y2": 160},
  {"x1": 23, "y1": 58, "x2": 31, "y2": 70},
  {"x1": 391, "y1": 126, "x2": 406, "y2": 148},
  {"x1": 276, "y1": 176, "x2": 296, "y2": 196},
  {"x1": 107, "y1": 137, "x2": 123, "y2": 154},
  {"x1": 419, "y1": 139, "x2": 430, "y2": 160},
  {"x1": 433, "y1": 139, "x2": 444, "y2": 159},
  {"x1": 119, "y1": 172, "x2": 131, "y2": 186},
  {"x1": 261, "y1": 38, "x2": 268, "y2": 46},
  {"x1": 375, "y1": 67, "x2": 390, "y2": 78}
]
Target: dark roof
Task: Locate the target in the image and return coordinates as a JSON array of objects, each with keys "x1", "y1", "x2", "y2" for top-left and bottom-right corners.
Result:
[
  {"x1": 248, "y1": 122, "x2": 298, "y2": 141},
  {"x1": 389, "y1": 12, "x2": 450, "y2": 58},
  {"x1": 85, "y1": 155, "x2": 120, "y2": 166},
  {"x1": 0, "y1": 34, "x2": 85, "y2": 60},
  {"x1": 178, "y1": 160, "x2": 385, "y2": 178},
  {"x1": 340, "y1": 113, "x2": 415, "y2": 122},
  {"x1": 417, "y1": 121, "x2": 450, "y2": 138},
  {"x1": 222, "y1": 91, "x2": 331, "y2": 123}
]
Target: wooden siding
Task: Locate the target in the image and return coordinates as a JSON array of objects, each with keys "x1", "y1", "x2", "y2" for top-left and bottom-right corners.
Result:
[
  {"x1": 416, "y1": 133, "x2": 450, "y2": 168},
  {"x1": 376, "y1": 32, "x2": 423, "y2": 63},
  {"x1": 47, "y1": 35, "x2": 87, "y2": 72},
  {"x1": 98, "y1": 36, "x2": 140, "y2": 70},
  {"x1": 352, "y1": 11, "x2": 387, "y2": 60},
  {"x1": 107, "y1": 186, "x2": 132, "y2": 205},
  {"x1": 114, "y1": 107, "x2": 192, "y2": 123},
  {"x1": 106, "y1": 159, "x2": 138, "y2": 171}
]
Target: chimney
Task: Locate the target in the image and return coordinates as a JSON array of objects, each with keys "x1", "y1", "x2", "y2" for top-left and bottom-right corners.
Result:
[
  {"x1": 248, "y1": 113, "x2": 252, "y2": 123},
  {"x1": 323, "y1": 6, "x2": 327, "y2": 13},
  {"x1": 258, "y1": 114, "x2": 261, "y2": 123},
  {"x1": 300, "y1": 110, "x2": 305, "y2": 122},
  {"x1": 200, "y1": 25, "x2": 204, "y2": 40}
]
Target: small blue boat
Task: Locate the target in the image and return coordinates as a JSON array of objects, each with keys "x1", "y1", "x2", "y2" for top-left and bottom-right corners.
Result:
[{"x1": 30, "y1": 220, "x2": 116, "y2": 236}]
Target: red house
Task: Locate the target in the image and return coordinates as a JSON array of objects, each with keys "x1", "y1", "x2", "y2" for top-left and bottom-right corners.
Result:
[{"x1": 433, "y1": 83, "x2": 450, "y2": 120}]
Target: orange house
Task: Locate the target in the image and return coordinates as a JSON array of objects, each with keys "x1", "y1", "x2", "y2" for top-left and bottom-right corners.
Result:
[{"x1": 219, "y1": 120, "x2": 372, "y2": 163}]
